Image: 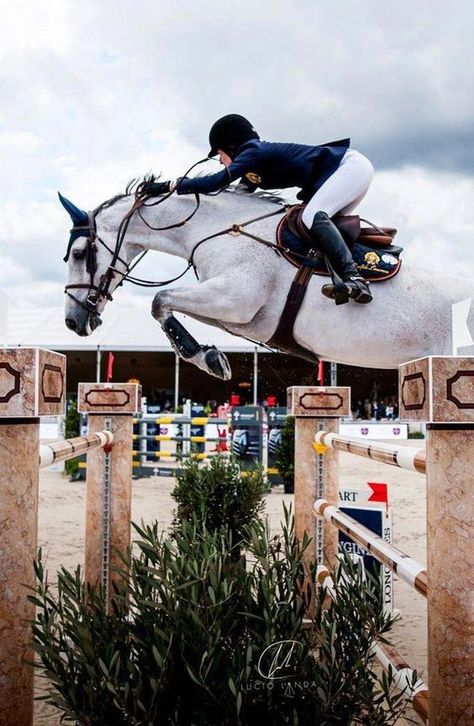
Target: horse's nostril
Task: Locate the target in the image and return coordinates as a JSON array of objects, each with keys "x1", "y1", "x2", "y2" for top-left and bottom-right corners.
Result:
[{"x1": 65, "y1": 318, "x2": 77, "y2": 331}]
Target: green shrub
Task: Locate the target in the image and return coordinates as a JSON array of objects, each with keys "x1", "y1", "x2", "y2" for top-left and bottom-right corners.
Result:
[
  {"x1": 30, "y1": 496, "x2": 412, "y2": 725},
  {"x1": 275, "y1": 416, "x2": 295, "y2": 493},
  {"x1": 408, "y1": 430, "x2": 425, "y2": 439},
  {"x1": 171, "y1": 457, "x2": 267, "y2": 554},
  {"x1": 64, "y1": 399, "x2": 80, "y2": 477}
]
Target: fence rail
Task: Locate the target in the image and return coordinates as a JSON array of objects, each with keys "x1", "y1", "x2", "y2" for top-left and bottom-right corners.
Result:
[
  {"x1": 314, "y1": 499, "x2": 428, "y2": 596},
  {"x1": 39, "y1": 431, "x2": 114, "y2": 468},
  {"x1": 313, "y1": 431, "x2": 426, "y2": 474}
]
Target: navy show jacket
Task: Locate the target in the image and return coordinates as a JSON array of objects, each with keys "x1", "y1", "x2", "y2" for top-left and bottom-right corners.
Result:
[{"x1": 176, "y1": 138, "x2": 350, "y2": 199}]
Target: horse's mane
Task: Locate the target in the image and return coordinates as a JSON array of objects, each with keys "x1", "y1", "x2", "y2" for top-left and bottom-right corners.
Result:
[
  {"x1": 94, "y1": 173, "x2": 285, "y2": 215},
  {"x1": 93, "y1": 174, "x2": 160, "y2": 215}
]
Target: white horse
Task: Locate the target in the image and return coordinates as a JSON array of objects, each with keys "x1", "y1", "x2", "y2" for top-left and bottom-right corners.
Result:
[{"x1": 61, "y1": 188, "x2": 473, "y2": 380}]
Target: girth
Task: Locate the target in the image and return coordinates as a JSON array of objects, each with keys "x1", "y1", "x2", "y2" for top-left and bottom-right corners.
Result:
[{"x1": 266, "y1": 250, "x2": 320, "y2": 363}]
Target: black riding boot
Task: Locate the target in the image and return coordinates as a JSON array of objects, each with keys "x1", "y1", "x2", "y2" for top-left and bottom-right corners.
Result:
[{"x1": 308, "y1": 211, "x2": 373, "y2": 305}]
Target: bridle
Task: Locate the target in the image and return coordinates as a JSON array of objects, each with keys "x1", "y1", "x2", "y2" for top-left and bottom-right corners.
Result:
[
  {"x1": 64, "y1": 160, "x2": 291, "y2": 317},
  {"x1": 64, "y1": 162, "x2": 206, "y2": 316},
  {"x1": 64, "y1": 210, "x2": 112, "y2": 315}
]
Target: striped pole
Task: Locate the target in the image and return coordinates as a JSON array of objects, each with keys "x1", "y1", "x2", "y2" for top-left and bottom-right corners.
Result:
[
  {"x1": 132, "y1": 416, "x2": 229, "y2": 425},
  {"x1": 39, "y1": 431, "x2": 114, "y2": 468},
  {"x1": 314, "y1": 499, "x2": 427, "y2": 597},
  {"x1": 132, "y1": 434, "x2": 222, "y2": 443},
  {"x1": 314, "y1": 431, "x2": 426, "y2": 474},
  {"x1": 316, "y1": 565, "x2": 428, "y2": 723},
  {"x1": 137, "y1": 450, "x2": 222, "y2": 460}
]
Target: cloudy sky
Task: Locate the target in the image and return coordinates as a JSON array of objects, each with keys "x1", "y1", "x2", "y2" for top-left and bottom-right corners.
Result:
[{"x1": 1, "y1": 0, "x2": 473, "y2": 314}]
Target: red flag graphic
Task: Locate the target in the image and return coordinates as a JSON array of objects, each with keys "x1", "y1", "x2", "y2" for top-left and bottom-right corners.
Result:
[
  {"x1": 317, "y1": 360, "x2": 325, "y2": 385},
  {"x1": 106, "y1": 352, "x2": 115, "y2": 382},
  {"x1": 367, "y1": 482, "x2": 388, "y2": 504}
]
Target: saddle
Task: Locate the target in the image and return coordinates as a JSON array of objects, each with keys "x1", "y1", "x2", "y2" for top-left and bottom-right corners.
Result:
[
  {"x1": 276, "y1": 205, "x2": 403, "y2": 282},
  {"x1": 267, "y1": 206, "x2": 403, "y2": 363}
]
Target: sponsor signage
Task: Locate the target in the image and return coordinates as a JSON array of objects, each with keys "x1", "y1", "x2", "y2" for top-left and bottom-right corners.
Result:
[
  {"x1": 338, "y1": 490, "x2": 393, "y2": 614},
  {"x1": 340, "y1": 422, "x2": 408, "y2": 439},
  {"x1": 339, "y1": 482, "x2": 388, "y2": 507},
  {"x1": 231, "y1": 406, "x2": 262, "y2": 425}
]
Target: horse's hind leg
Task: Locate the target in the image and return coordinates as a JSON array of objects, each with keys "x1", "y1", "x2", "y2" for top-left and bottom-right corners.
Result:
[{"x1": 151, "y1": 287, "x2": 232, "y2": 380}]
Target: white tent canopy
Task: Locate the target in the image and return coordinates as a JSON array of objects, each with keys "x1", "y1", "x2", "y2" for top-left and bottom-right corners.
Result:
[{"x1": 0, "y1": 292, "x2": 267, "y2": 353}]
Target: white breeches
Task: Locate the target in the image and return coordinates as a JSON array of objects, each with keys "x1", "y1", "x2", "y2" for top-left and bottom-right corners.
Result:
[{"x1": 301, "y1": 149, "x2": 375, "y2": 229}]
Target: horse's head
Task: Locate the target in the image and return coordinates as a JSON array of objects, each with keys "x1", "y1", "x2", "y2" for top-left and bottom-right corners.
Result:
[{"x1": 59, "y1": 192, "x2": 128, "y2": 336}]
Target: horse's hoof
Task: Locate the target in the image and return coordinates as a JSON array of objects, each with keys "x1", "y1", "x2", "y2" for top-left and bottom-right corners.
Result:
[{"x1": 204, "y1": 347, "x2": 232, "y2": 380}]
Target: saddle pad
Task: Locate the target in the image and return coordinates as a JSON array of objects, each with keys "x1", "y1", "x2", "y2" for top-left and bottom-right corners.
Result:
[{"x1": 277, "y1": 216, "x2": 403, "y2": 283}]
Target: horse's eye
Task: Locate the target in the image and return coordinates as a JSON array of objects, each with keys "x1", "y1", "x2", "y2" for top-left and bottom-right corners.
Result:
[{"x1": 73, "y1": 249, "x2": 86, "y2": 260}]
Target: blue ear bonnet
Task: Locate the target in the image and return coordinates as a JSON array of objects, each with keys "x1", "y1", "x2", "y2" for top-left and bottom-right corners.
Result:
[{"x1": 58, "y1": 192, "x2": 90, "y2": 261}]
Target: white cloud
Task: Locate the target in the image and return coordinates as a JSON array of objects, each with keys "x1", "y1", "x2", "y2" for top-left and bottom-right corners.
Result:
[
  {"x1": 364, "y1": 166, "x2": 474, "y2": 277},
  {"x1": 0, "y1": 256, "x2": 32, "y2": 287},
  {"x1": 0, "y1": 0, "x2": 472, "y2": 310},
  {"x1": 0, "y1": 0, "x2": 75, "y2": 58}
]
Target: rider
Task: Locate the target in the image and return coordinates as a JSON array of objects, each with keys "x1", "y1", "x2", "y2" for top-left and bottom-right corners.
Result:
[{"x1": 141, "y1": 114, "x2": 374, "y2": 304}]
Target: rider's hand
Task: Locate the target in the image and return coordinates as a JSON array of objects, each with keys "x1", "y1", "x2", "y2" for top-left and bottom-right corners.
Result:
[{"x1": 140, "y1": 180, "x2": 171, "y2": 196}]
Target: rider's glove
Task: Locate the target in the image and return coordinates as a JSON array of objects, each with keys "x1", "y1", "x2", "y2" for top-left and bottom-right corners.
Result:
[{"x1": 140, "y1": 180, "x2": 172, "y2": 196}]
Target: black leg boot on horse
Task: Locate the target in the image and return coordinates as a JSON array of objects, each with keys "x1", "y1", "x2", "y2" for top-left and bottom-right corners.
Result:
[{"x1": 307, "y1": 211, "x2": 373, "y2": 305}]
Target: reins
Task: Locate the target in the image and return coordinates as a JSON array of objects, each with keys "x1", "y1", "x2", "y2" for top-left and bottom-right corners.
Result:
[
  {"x1": 187, "y1": 207, "x2": 287, "y2": 272},
  {"x1": 64, "y1": 161, "x2": 312, "y2": 315},
  {"x1": 189, "y1": 208, "x2": 332, "y2": 271},
  {"x1": 64, "y1": 159, "x2": 208, "y2": 314}
]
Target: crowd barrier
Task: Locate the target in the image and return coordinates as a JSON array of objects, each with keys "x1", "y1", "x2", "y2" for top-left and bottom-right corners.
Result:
[{"x1": 131, "y1": 415, "x2": 231, "y2": 474}]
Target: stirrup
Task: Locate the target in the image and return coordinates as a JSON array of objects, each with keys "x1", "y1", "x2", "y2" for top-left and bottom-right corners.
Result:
[
  {"x1": 321, "y1": 280, "x2": 350, "y2": 305},
  {"x1": 321, "y1": 256, "x2": 350, "y2": 305},
  {"x1": 345, "y1": 276, "x2": 373, "y2": 304},
  {"x1": 321, "y1": 277, "x2": 373, "y2": 305}
]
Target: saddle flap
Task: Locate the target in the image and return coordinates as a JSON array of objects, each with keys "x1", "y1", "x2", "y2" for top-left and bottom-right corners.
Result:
[
  {"x1": 284, "y1": 205, "x2": 398, "y2": 247},
  {"x1": 359, "y1": 232, "x2": 397, "y2": 247},
  {"x1": 285, "y1": 204, "x2": 311, "y2": 241},
  {"x1": 359, "y1": 223, "x2": 398, "y2": 247},
  {"x1": 333, "y1": 215, "x2": 361, "y2": 242},
  {"x1": 335, "y1": 216, "x2": 398, "y2": 246},
  {"x1": 277, "y1": 205, "x2": 402, "y2": 283}
]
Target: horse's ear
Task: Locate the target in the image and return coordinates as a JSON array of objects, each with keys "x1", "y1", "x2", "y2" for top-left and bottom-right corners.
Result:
[{"x1": 58, "y1": 192, "x2": 88, "y2": 226}]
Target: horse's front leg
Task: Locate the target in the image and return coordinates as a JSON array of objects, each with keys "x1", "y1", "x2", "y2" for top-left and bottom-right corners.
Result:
[{"x1": 151, "y1": 283, "x2": 233, "y2": 380}]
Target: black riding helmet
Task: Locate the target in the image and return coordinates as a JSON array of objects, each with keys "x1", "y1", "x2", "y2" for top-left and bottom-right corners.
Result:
[{"x1": 208, "y1": 114, "x2": 260, "y2": 158}]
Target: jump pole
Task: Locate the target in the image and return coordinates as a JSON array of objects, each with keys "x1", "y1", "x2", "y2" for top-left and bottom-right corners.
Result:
[
  {"x1": 399, "y1": 356, "x2": 474, "y2": 726},
  {"x1": 77, "y1": 382, "x2": 141, "y2": 603},
  {"x1": 314, "y1": 499, "x2": 428, "y2": 596},
  {"x1": 287, "y1": 385, "x2": 350, "y2": 570},
  {"x1": 39, "y1": 431, "x2": 114, "y2": 467},
  {"x1": 0, "y1": 348, "x2": 66, "y2": 726},
  {"x1": 313, "y1": 430, "x2": 426, "y2": 474}
]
